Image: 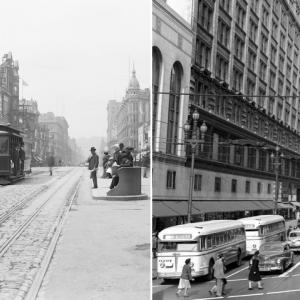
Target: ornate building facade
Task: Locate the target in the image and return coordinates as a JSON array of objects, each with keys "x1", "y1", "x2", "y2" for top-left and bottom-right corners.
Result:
[{"x1": 153, "y1": 0, "x2": 300, "y2": 231}]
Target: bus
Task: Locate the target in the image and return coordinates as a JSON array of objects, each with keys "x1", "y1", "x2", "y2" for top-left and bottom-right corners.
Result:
[
  {"x1": 238, "y1": 215, "x2": 286, "y2": 255},
  {"x1": 157, "y1": 220, "x2": 246, "y2": 280}
]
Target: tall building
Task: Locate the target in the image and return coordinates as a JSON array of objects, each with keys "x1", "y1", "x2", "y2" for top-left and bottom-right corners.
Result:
[
  {"x1": 0, "y1": 52, "x2": 19, "y2": 126},
  {"x1": 152, "y1": 0, "x2": 193, "y2": 230},
  {"x1": 116, "y1": 69, "x2": 150, "y2": 151},
  {"x1": 153, "y1": 0, "x2": 300, "y2": 231},
  {"x1": 107, "y1": 100, "x2": 121, "y2": 149},
  {"x1": 39, "y1": 112, "x2": 69, "y2": 165}
]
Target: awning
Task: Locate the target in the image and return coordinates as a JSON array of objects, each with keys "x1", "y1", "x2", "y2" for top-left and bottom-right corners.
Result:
[
  {"x1": 153, "y1": 200, "x2": 274, "y2": 218},
  {"x1": 290, "y1": 202, "x2": 300, "y2": 208},
  {"x1": 277, "y1": 203, "x2": 293, "y2": 209}
]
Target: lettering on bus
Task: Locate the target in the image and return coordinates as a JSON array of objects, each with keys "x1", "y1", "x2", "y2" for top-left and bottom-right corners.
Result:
[
  {"x1": 163, "y1": 234, "x2": 192, "y2": 240},
  {"x1": 245, "y1": 224, "x2": 256, "y2": 229}
]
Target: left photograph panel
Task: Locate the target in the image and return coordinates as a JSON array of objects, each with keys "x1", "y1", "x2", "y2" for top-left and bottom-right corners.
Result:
[{"x1": 0, "y1": 0, "x2": 150, "y2": 299}]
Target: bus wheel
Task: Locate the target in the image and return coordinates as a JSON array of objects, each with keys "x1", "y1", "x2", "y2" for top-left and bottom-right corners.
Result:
[
  {"x1": 207, "y1": 259, "x2": 214, "y2": 281},
  {"x1": 236, "y1": 249, "x2": 242, "y2": 267}
]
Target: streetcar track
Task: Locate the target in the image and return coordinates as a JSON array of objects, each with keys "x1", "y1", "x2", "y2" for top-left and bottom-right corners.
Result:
[{"x1": 0, "y1": 168, "x2": 82, "y2": 299}]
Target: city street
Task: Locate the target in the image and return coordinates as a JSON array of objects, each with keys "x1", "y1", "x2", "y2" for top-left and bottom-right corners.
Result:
[
  {"x1": 0, "y1": 167, "x2": 150, "y2": 300},
  {"x1": 153, "y1": 255, "x2": 300, "y2": 300}
]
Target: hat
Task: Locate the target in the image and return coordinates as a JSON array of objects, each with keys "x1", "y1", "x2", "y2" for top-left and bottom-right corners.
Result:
[{"x1": 90, "y1": 147, "x2": 96, "y2": 151}]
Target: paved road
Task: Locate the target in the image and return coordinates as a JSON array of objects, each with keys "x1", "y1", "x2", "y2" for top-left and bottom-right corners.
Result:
[{"x1": 153, "y1": 255, "x2": 300, "y2": 300}]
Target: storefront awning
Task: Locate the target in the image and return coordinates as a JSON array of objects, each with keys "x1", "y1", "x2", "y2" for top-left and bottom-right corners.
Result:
[
  {"x1": 277, "y1": 202, "x2": 293, "y2": 209},
  {"x1": 153, "y1": 200, "x2": 275, "y2": 218}
]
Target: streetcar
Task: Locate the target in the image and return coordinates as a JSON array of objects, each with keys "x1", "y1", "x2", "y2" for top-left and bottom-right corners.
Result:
[{"x1": 0, "y1": 124, "x2": 29, "y2": 184}]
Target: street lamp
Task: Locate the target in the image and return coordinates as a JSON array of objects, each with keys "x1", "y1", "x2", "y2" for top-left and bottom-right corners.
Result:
[
  {"x1": 270, "y1": 145, "x2": 284, "y2": 215},
  {"x1": 184, "y1": 110, "x2": 207, "y2": 223}
]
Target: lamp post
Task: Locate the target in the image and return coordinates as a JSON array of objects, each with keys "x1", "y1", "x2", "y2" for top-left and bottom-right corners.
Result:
[
  {"x1": 270, "y1": 145, "x2": 284, "y2": 215},
  {"x1": 184, "y1": 110, "x2": 207, "y2": 223}
]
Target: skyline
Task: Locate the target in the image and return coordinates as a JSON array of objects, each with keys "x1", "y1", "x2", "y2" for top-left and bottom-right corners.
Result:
[{"x1": 0, "y1": 0, "x2": 150, "y2": 139}]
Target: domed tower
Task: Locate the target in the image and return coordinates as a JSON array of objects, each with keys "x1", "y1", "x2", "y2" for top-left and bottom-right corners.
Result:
[{"x1": 127, "y1": 67, "x2": 140, "y2": 93}]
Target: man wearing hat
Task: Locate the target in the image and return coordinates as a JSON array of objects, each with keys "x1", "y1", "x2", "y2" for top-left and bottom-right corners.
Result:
[{"x1": 87, "y1": 147, "x2": 99, "y2": 188}]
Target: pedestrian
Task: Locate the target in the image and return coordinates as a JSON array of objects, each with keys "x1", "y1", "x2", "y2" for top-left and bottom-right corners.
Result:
[
  {"x1": 87, "y1": 147, "x2": 99, "y2": 189},
  {"x1": 248, "y1": 250, "x2": 263, "y2": 290},
  {"x1": 19, "y1": 143, "x2": 25, "y2": 175},
  {"x1": 209, "y1": 254, "x2": 226, "y2": 297},
  {"x1": 102, "y1": 151, "x2": 110, "y2": 178},
  {"x1": 152, "y1": 232, "x2": 158, "y2": 258},
  {"x1": 176, "y1": 258, "x2": 194, "y2": 297},
  {"x1": 47, "y1": 153, "x2": 55, "y2": 176}
]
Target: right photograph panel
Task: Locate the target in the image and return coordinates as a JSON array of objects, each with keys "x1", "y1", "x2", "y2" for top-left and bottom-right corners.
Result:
[{"x1": 152, "y1": 0, "x2": 300, "y2": 299}]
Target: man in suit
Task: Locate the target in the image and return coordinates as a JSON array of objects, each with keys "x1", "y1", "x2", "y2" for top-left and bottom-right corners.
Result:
[{"x1": 87, "y1": 147, "x2": 99, "y2": 188}]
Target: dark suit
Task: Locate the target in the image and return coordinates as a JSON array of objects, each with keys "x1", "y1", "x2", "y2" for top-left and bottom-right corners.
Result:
[{"x1": 88, "y1": 153, "x2": 99, "y2": 188}]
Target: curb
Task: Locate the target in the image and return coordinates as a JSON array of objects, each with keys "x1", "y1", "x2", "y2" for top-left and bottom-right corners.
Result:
[{"x1": 92, "y1": 194, "x2": 149, "y2": 201}]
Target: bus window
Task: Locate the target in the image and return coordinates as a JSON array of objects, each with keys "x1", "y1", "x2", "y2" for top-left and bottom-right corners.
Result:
[
  {"x1": 0, "y1": 136, "x2": 8, "y2": 154},
  {"x1": 158, "y1": 241, "x2": 198, "y2": 252},
  {"x1": 207, "y1": 235, "x2": 212, "y2": 249}
]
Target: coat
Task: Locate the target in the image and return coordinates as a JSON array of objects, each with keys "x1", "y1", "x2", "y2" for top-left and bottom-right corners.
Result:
[
  {"x1": 248, "y1": 256, "x2": 261, "y2": 282},
  {"x1": 87, "y1": 153, "x2": 99, "y2": 170},
  {"x1": 181, "y1": 264, "x2": 193, "y2": 281},
  {"x1": 213, "y1": 259, "x2": 225, "y2": 279}
]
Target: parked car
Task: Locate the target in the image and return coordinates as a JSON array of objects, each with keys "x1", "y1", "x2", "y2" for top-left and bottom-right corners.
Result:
[
  {"x1": 258, "y1": 241, "x2": 294, "y2": 273},
  {"x1": 288, "y1": 229, "x2": 300, "y2": 253}
]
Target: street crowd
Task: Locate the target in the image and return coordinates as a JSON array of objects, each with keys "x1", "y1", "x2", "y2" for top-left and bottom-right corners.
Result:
[{"x1": 87, "y1": 143, "x2": 134, "y2": 189}]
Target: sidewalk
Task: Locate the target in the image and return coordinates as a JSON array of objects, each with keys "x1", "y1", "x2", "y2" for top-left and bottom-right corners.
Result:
[
  {"x1": 37, "y1": 170, "x2": 150, "y2": 300},
  {"x1": 91, "y1": 170, "x2": 150, "y2": 200}
]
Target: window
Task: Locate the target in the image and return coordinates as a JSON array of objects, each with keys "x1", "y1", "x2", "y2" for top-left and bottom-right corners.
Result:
[
  {"x1": 220, "y1": 0, "x2": 230, "y2": 12},
  {"x1": 152, "y1": 47, "x2": 161, "y2": 142},
  {"x1": 198, "y1": 1, "x2": 213, "y2": 32},
  {"x1": 279, "y1": 55, "x2": 284, "y2": 72},
  {"x1": 246, "y1": 79, "x2": 255, "y2": 96},
  {"x1": 293, "y1": 72, "x2": 297, "y2": 86},
  {"x1": 269, "y1": 71, "x2": 276, "y2": 89},
  {"x1": 249, "y1": 19, "x2": 258, "y2": 42},
  {"x1": 234, "y1": 35, "x2": 244, "y2": 60},
  {"x1": 260, "y1": 33, "x2": 268, "y2": 53},
  {"x1": 277, "y1": 100, "x2": 283, "y2": 119},
  {"x1": 166, "y1": 62, "x2": 182, "y2": 154},
  {"x1": 270, "y1": 45, "x2": 277, "y2": 64},
  {"x1": 259, "y1": 61, "x2": 267, "y2": 81},
  {"x1": 166, "y1": 170, "x2": 176, "y2": 189},
  {"x1": 287, "y1": 42, "x2": 293, "y2": 60},
  {"x1": 215, "y1": 177, "x2": 221, "y2": 192},
  {"x1": 267, "y1": 183, "x2": 271, "y2": 194},
  {"x1": 262, "y1": 6, "x2": 269, "y2": 27},
  {"x1": 280, "y1": 32, "x2": 286, "y2": 49},
  {"x1": 277, "y1": 78, "x2": 283, "y2": 95},
  {"x1": 257, "y1": 182, "x2": 261, "y2": 193},
  {"x1": 294, "y1": 52, "x2": 298, "y2": 66},
  {"x1": 233, "y1": 68, "x2": 243, "y2": 91},
  {"x1": 250, "y1": 0, "x2": 258, "y2": 13},
  {"x1": 236, "y1": 3, "x2": 246, "y2": 29},
  {"x1": 272, "y1": 21, "x2": 278, "y2": 38},
  {"x1": 286, "y1": 64, "x2": 291, "y2": 81},
  {"x1": 194, "y1": 174, "x2": 202, "y2": 191},
  {"x1": 245, "y1": 181, "x2": 251, "y2": 193},
  {"x1": 248, "y1": 50, "x2": 256, "y2": 72},
  {"x1": 218, "y1": 19, "x2": 230, "y2": 48},
  {"x1": 231, "y1": 179, "x2": 237, "y2": 193},
  {"x1": 196, "y1": 42, "x2": 211, "y2": 69},
  {"x1": 216, "y1": 55, "x2": 228, "y2": 81}
]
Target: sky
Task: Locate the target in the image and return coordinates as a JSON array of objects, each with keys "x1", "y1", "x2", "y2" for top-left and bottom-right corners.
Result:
[{"x1": 0, "y1": 0, "x2": 150, "y2": 139}]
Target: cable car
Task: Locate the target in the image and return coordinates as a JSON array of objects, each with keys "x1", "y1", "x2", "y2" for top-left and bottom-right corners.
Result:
[{"x1": 0, "y1": 124, "x2": 26, "y2": 184}]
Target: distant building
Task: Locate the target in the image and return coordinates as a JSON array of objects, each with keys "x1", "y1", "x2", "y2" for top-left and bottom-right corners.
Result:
[
  {"x1": 116, "y1": 68, "x2": 150, "y2": 152},
  {"x1": 39, "y1": 112, "x2": 69, "y2": 165},
  {"x1": 0, "y1": 52, "x2": 19, "y2": 126},
  {"x1": 107, "y1": 100, "x2": 121, "y2": 149}
]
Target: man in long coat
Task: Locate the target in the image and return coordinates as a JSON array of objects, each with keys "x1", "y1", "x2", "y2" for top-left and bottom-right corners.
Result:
[{"x1": 87, "y1": 147, "x2": 99, "y2": 188}]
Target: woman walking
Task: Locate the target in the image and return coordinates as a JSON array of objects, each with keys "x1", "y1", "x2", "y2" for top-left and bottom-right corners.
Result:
[
  {"x1": 248, "y1": 250, "x2": 263, "y2": 290},
  {"x1": 176, "y1": 258, "x2": 194, "y2": 297}
]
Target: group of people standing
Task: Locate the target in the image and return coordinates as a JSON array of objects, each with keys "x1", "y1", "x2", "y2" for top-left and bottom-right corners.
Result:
[
  {"x1": 87, "y1": 143, "x2": 134, "y2": 189},
  {"x1": 176, "y1": 251, "x2": 263, "y2": 297}
]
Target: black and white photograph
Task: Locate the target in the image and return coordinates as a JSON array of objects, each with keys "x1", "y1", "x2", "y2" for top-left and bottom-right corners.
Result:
[
  {"x1": 0, "y1": 0, "x2": 150, "y2": 299},
  {"x1": 152, "y1": 0, "x2": 300, "y2": 299}
]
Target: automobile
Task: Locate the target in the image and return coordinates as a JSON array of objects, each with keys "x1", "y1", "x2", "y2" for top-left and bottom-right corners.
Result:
[
  {"x1": 288, "y1": 229, "x2": 300, "y2": 253},
  {"x1": 257, "y1": 241, "x2": 294, "y2": 273}
]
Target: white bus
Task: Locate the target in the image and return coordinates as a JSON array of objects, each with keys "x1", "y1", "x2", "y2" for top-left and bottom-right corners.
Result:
[
  {"x1": 157, "y1": 220, "x2": 246, "y2": 280},
  {"x1": 238, "y1": 215, "x2": 286, "y2": 255}
]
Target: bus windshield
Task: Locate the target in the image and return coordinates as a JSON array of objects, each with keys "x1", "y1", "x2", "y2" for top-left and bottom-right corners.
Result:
[
  {"x1": 158, "y1": 241, "x2": 198, "y2": 252},
  {"x1": 245, "y1": 229, "x2": 260, "y2": 237},
  {"x1": 0, "y1": 136, "x2": 8, "y2": 154}
]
